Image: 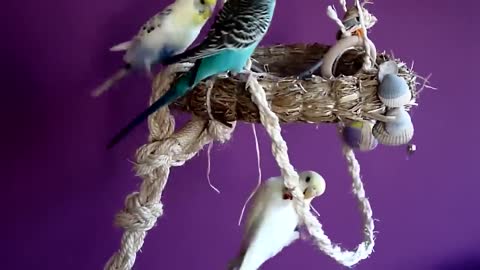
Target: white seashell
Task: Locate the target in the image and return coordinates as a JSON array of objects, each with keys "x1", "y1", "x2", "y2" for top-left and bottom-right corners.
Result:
[
  {"x1": 378, "y1": 74, "x2": 412, "y2": 107},
  {"x1": 373, "y1": 108, "x2": 414, "y2": 145},
  {"x1": 342, "y1": 121, "x2": 378, "y2": 151},
  {"x1": 378, "y1": 60, "x2": 399, "y2": 82}
]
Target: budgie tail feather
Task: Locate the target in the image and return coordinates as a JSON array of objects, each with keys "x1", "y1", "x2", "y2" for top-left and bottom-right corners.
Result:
[
  {"x1": 91, "y1": 64, "x2": 132, "y2": 97},
  {"x1": 106, "y1": 74, "x2": 192, "y2": 149},
  {"x1": 110, "y1": 41, "x2": 132, "y2": 52}
]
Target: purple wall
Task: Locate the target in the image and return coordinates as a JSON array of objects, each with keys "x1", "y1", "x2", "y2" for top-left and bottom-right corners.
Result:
[{"x1": 2, "y1": 0, "x2": 477, "y2": 269}]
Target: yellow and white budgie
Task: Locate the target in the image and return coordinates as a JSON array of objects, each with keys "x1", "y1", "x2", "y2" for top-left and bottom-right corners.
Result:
[
  {"x1": 229, "y1": 171, "x2": 326, "y2": 270},
  {"x1": 91, "y1": 0, "x2": 217, "y2": 97}
]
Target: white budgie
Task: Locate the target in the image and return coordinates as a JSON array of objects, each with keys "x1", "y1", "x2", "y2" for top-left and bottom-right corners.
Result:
[
  {"x1": 91, "y1": 0, "x2": 217, "y2": 97},
  {"x1": 229, "y1": 171, "x2": 326, "y2": 270}
]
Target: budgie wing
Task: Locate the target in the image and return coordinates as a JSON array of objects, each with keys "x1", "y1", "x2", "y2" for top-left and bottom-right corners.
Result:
[
  {"x1": 240, "y1": 185, "x2": 299, "y2": 270},
  {"x1": 241, "y1": 178, "x2": 281, "y2": 248},
  {"x1": 135, "y1": 5, "x2": 174, "y2": 39},
  {"x1": 109, "y1": 5, "x2": 174, "y2": 52},
  {"x1": 163, "y1": 0, "x2": 271, "y2": 65},
  {"x1": 242, "y1": 179, "x2": 273, "y2": 239}
]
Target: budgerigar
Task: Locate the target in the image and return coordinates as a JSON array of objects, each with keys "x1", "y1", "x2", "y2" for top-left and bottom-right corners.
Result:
[
  {"x1": 228, "y1": 171, "x2": 326, "y2": 270},
  {"x1": 106, "y1": 0, "x2": 276, "y2": 149},
  {"x1": 90, "y1": 0, "x2": 218, "y2": 97}
]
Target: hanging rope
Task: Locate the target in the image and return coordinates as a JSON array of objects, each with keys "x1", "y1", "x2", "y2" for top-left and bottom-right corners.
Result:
[
  {"x1": 246, "y1": 73, "x2": 375, "y2": 266},
  {"x1": 104, "y1": 64, "x2": 236, "y2": 270}
]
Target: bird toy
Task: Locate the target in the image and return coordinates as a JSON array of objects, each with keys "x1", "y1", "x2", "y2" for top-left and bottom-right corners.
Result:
[{"x1": 100, "y1": 0, "x2": 428, "y2": 269}]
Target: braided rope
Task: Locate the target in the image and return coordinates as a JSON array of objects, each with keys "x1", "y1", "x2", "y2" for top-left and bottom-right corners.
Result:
[
  {"x1": 240, "y1": 2, "x2": 377, "y2": 266},
  {"x1": 246, "y1": 75, "x2": 375, "y2": 266},
  {"x1": 104, "y1": 64, "x2": 236, "y2": 270}
]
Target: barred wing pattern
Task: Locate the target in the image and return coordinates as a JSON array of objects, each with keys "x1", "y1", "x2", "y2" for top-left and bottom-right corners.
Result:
[
  {"x1": 135, "y1": 5, "x2": 174, "y2": 39},
  {"x1": 164, "y1": 0, "x2": 274, "y2": 64}
]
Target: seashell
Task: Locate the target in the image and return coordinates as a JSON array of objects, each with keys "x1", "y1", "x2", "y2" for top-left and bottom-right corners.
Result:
[
  {"x1": 342, "y1": 121, "x2": 378, "y2": 151},
  {"x1": 378, "y1": 74, "x2": 412, "y2": 107},
  {"x1": 373, "y1": 107, "x2": 414, "y2": 145},
  {"x1": 378, "y1": 60, "x2": 399, "y2": 82}
]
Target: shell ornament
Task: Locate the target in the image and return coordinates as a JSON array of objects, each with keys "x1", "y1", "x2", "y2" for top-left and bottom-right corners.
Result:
[
  {"x1": 377, "y1": 61, "x2": 412, "y2": 107},
  {"x1": 342, "y1": 121, "x2": 378, "y2": 151},
  {"x1": 378, "y1": 74, "x2": 411, "y2": 107},
  {"x1": 373, "y1": 107, "x2": 414, "y2": 145}
]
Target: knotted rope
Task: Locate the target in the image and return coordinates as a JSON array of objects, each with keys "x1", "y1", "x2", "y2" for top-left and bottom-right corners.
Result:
[{"x1": 104, "y1": 64, "x2": 236, "y2": 270}]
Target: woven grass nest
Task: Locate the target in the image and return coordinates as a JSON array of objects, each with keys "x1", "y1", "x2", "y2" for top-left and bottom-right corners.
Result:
[{"x1": 171, "y1": 43, "x2": 418, "y2": 124}]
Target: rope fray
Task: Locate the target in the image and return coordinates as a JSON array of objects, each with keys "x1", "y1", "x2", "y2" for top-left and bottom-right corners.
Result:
[
  {"x1": 245, "y1": 63, "x2": 375, "y2": 267},
  {"x1": 206, "y1": 142, "x2": 221, "y2": 194},
  {"x1": 205, "y1": 79, "x2": 222, "y2": 194},
  {"x1": 238, "y1": 123, "x2": 262, "y2": 226}
]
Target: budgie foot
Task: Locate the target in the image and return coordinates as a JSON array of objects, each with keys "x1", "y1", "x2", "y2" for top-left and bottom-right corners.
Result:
[
  {"x1": 144, "y1": 61, "x2": 154, "y2": 79},
  {"x1": 300, "y1": 231, "x2": 309, "y2": 241},
  {"x1": 230, "y1": 70, "x2": 280, "y2": 82},
  {"x1": 294, "y1": 225, "x2": 309, "y2": 241},
  {"x1": 215, "y1": 72, "x2": 231, "y2": 79}
]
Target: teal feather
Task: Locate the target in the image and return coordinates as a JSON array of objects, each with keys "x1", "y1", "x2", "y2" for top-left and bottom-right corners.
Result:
[{"x1": 107, "y1": 0, "x2": 276, "y2": 148}]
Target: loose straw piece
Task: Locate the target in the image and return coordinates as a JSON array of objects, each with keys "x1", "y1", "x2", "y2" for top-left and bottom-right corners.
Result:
[
  {"x1": 205, "y1": 79, "x2": 221, "y2": 194},
  {"x1": 206, "y1": 142, "x2": 221, "y2": 194},
  {"x1": 237, "y1": 123, "x2": 262, "y2": 226},
  {"x1": 310, "y1": 204, "x2": 321, "y2": 217}
]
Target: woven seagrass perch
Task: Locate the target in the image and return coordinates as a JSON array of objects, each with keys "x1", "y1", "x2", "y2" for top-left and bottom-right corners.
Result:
[{"x1": 172, "y1": 43, "x2": 418, "y2": 124}]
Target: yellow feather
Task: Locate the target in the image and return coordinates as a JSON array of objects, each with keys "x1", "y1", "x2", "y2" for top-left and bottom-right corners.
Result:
[{"x1": 172, "y1": 0, "x2": 217, "y2": 26}]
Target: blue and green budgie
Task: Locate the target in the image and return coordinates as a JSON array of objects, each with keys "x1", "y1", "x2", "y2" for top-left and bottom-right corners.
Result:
[
  {"x1": 91, "y1": 0, "x2": 218, "y2": 97},
  {"x1": 106, "y1": 0, "x2": 277, "y2": 149}
]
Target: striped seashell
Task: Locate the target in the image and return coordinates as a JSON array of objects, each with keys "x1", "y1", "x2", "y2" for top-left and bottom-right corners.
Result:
[
  {"x1": 342, "y1": 121, "x2": 378, "y2": 151},
  {"x1": 378, "y1": 74, "x2": 412, "y2": 108},
  {"x1": 373, "y1": 107, "x2": 414, "y2": 145}
]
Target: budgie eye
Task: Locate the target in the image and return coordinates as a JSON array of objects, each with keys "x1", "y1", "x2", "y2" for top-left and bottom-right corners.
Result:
[
  {"x1": 200, "y1": 0, "x2": 205, "y2": 4},
  {"x1": 305, "y1": 176, "x2": 311, "y2": 183}
]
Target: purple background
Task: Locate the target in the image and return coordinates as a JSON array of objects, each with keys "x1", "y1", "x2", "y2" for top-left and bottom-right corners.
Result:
[{"x1": 2, "y1": 0, "x2": 477, "y2": 269}]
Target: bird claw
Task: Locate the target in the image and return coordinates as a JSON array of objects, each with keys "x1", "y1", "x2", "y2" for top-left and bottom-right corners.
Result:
[
  {"x1": 294, "y1": 226, "x2": 309, "y2": 241},
  {"x1": 144, "y1": 62, "x2": 154, "y2": 79},
  {"x1": 299, "y1": 230, "x2": 309, "y2": 241},
  {"x1": 216, "y1": 72, "x2": 231, "y2": 79}
]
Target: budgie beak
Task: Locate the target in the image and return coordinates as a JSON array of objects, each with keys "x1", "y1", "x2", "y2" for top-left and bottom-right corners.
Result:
[
  {"x1": 303, "y1": 187, "x2": 316, "y2": 199},
  {"x1": 303, "y1": 182, "x2": 326, "y2": 199},
  {"x1": 204, "y1": 0, "x2": 217, "y2": 13}
]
